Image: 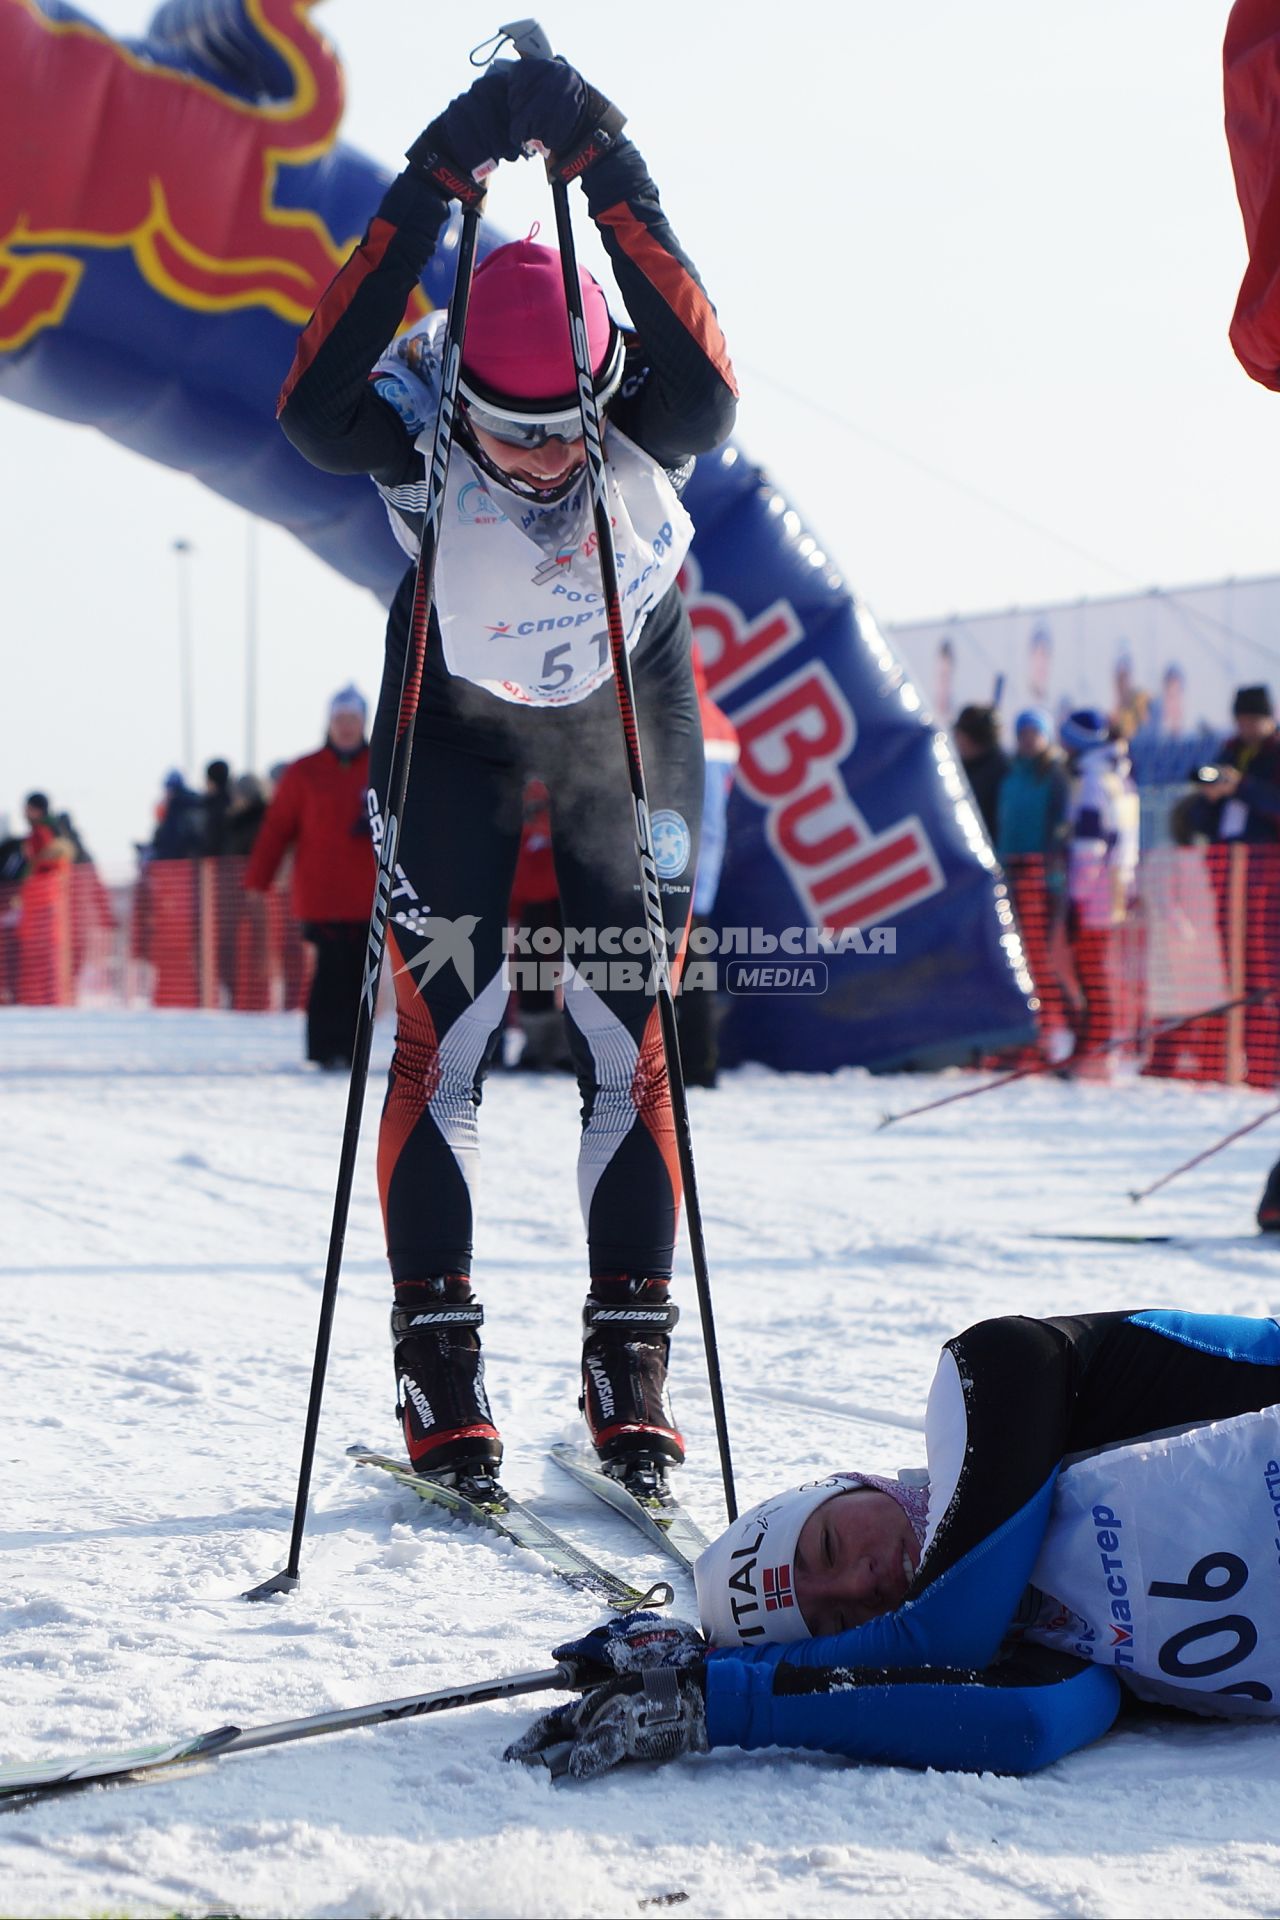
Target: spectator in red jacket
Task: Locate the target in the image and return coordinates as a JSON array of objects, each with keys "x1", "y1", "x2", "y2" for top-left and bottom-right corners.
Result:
[
  {"x1": 507, "y1": 779, "x2": 571, "y2": 1072},
  {"x1": 17, "y1": 792, "x2": 75, "y2": 1004},
  {"x1": 245, "y1": 687, "x2": 374, "y2": 1068},
  {"x1": 1226, "y1": 1, "x2": 1280, "y2": 389}
]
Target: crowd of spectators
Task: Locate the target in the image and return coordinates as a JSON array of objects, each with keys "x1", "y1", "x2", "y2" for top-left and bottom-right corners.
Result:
[
  {"x1": 142, "y1": 759, "x2": 269, "y2": 864},
  {"x1": 955, "y1": 682, "x2": 1280, "y2": 1080},
  {"x1": 18, "y1": 658, "x2": 1280, "y2": 1092}
]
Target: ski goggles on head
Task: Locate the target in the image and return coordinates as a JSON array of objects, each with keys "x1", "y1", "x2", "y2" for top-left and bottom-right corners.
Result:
[{"x1": 458, "y1": 327, "x2": 625, "y2": 449}]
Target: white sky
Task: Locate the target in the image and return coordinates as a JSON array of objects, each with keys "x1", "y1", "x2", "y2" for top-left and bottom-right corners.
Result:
[{"x1": 4, "y1": 0, "x2": 1273, "y2": 877}]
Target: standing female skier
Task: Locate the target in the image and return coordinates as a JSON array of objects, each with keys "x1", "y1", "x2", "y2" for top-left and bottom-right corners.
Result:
[
  {"x1": 507, "y1": 1308, "x2": 1280, "y2": 1777},
  {"x1": 277, "y1": 57, "x2": 737, "y2": 1493}
]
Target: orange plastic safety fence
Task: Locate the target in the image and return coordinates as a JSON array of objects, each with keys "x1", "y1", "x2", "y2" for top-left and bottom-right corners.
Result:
[
  {"x1": 997, "y1": 847, "x2": 1280, "y2": 1087},
  {"x1": 0, "y1": 858, "x2": 310, "y2": 1013},
  {"x1": 4, "y1": 851, "x2": 1279, "y2": 1092}
]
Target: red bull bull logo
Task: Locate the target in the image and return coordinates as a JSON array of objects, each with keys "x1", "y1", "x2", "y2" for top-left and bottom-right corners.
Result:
[{"x1": 0, "y1": 0, "x2": 426, "y2": 350}]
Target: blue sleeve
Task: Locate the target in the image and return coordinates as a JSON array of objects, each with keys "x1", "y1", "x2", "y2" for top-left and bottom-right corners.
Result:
[
  {"x1": 705, "y1": 1645, "x2": 1120, "y2": 1774},
  {"x1": 1126, "y1": 1310, "x2": 1280, "y2": 1365},
  {"x1": 705, "y1": 1465, "x2": 1058, "y2": 1712},
  {"x1": 693, "y1": 762, "x2": 732, "y2": 915}
]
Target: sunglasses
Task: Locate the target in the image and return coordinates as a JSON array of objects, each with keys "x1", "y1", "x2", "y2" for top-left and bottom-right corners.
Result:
[
  {"x1": 457, "y1": 325, "x2": 625, "y2": 451},
  {"x1": 460, "y1": 394, "x2": 591, "y2": 450}
]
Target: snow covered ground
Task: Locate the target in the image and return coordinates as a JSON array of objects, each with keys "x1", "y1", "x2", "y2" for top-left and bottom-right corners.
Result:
[{"x1": 2, "y1": 1009, "x2": 1279, "y2": 1918}]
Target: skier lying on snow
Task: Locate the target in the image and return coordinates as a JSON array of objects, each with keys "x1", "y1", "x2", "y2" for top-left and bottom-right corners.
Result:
[{"x1": 507, "y1": 1308, "x2": 1280, "y2": 1777}]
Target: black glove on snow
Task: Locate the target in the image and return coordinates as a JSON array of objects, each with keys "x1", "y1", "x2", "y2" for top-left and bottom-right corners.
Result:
[
  {"x1": 552, "y1": 1610, "x2": 707, "y2": 1687},
  {"x1": 504, "y1": 1668, "x2": 708, "y2": 1781},
  {"x1": 507, "y1": 55, "x2": 626, "y2": 180},
  {"x1": 408, "y1": 64, "x2": 519, "y2": 206}
]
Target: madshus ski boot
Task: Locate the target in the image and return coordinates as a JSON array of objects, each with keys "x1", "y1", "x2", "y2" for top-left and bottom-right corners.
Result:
[
  {"x1": 355, "y1": 1277, "x2": 655, "y2": 1609},
  {"x1": 579, "y1": 1278, "x2": 684, "y2": 1502},
  {"x1": 391, "y1": 1277, "x2": 503, "y2": 1497}
]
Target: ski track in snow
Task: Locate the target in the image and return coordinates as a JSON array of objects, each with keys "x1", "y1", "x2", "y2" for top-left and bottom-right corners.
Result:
[{"x1": 1, "y1": 1010, "x2": 1278, "y2": 1917}]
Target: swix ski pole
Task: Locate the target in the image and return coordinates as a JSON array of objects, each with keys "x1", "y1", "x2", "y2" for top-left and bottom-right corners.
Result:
[
  {"x1": 500, "y1": 17, "x2": 737, "y2": 1520},
  {"x1": 245, "y1": 201, "x2": 484, "y2": 1600},
  {"x1": 0, "y1": 1664, "x2": 572, "y2": 1807}
]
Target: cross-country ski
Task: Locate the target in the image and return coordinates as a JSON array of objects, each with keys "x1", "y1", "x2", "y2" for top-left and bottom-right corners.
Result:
[
  {"x1": 549, "y1": 1441, "x2": 711, "y2": 1573},
  {"x1": 346, "y1": 1446, "x2": 658, "y2": 1609}
]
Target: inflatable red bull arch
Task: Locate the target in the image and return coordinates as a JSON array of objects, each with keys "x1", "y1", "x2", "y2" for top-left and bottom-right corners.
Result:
[{"x1": 1, "y1": 0, "x2": 1034, "y2": 1068}]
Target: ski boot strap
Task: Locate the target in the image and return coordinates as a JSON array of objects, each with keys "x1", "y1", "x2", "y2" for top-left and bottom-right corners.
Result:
[
  {"x1": 582, "y1": 1295, "x2": 679, "y2": 1338},
  {"x1": 392, "y1": 1278, "x2": 481, "y2": 1336}
]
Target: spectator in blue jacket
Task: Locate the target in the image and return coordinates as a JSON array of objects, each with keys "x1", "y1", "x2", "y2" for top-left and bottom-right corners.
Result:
[{"x1": 996, "y1": 708, "x2": 1070, "y2": 878}]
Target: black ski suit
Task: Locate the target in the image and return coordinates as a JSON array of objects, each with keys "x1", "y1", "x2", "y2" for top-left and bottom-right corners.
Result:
[{"x1": 278, "y1": 142, "x2": 736, "y2": 1286}]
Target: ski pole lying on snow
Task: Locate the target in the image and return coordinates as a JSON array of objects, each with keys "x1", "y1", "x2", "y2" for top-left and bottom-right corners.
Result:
[
  {"x1": 244, "y1": 195, "x2": 486, "y2": 1601},
  {"x1": 0, "y1": 1665, "x2": 573, "y2": 1810},
  {"x1": 1128, "y1": 1099, "x2": 1280, "y2": 1204},
  {"x1": 501, "y1": 16, "x2": 738, "y2": 1521},
  {"x1": 877, "y1": 985, "x2": 1278, "y2": 1132}
]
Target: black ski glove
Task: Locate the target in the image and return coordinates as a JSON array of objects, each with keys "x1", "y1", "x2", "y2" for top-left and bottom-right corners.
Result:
[
  {"x1": 552, "y1": 1610, "x2": 706, "y2": 1687},
  {"x1": 507, "y1": 55, "x2": 626, "y2": 182},
  {"x1": 504, "y1": 1667, "x2": 708, "y2": 1781},
  {"x1": 407, "y1": 64, "x2": 519, "y2": 207}
]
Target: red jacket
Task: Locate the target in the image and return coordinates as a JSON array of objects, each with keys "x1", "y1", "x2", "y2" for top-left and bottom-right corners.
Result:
[
  {"x1": 245, "y1": 744, "x2": 374, "y2": 923},
  {"x1": 1226, "y1": 0, "x2": 1280, "y2": 388}
]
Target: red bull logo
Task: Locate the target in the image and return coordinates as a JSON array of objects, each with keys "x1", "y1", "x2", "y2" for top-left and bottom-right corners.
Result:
[{"x1": 0, "y1": 0, "x2": 426, "y2": 350}]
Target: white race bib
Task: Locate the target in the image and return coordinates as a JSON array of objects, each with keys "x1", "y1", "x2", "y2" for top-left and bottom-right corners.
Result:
[
  {"x1": 428, "y1": 430, "x2": 692, "y2": 706},
  {"x1": 1025, "y1": 1407, "x2": 1280, "y2": 1716}
]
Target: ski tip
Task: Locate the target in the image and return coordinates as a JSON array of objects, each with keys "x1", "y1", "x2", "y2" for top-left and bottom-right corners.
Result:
[{"x1": 241, "y1": 1569, "x2": 300, "y2": 1603}]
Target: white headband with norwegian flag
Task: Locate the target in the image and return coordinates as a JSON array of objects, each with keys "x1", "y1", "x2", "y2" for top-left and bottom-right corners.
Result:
[{"x1": 693, "y1": 1471, "x2": 930, "y2": 1648}]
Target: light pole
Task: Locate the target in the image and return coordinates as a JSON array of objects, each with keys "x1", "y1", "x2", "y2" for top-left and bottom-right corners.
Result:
[{"x1": 173, "y1": 538, "x2": 194, "y2": 779}]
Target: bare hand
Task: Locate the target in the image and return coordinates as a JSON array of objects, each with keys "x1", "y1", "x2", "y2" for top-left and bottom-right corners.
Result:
[{"x1": 1209, "y1": 767, "x2": 1243, "y2": 797}]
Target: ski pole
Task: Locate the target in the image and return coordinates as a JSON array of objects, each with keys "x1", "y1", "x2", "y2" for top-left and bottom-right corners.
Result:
[
  {"x1": 1128, "y1": 1099, "x2": 1280, "y2": 1203},
  {"x1": 501, "y1": 19, "x2": 737, "y2": 1520},
  {"x1": 877, "y1": 985, "x2": 1278, "y2": 1132},
  {"x1": 0, "y1": 1665, "x2": 573, "y2": 1809},
  {"x1": 244, "y1": 200, "x2": 485, "y2": 1602}
]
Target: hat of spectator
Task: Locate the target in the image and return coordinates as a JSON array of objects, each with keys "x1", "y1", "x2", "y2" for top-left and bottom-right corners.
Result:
[
  {"x1": 205, "y1": 759, "x2": 230, "y2": 788},
  {"x1": 24, "y1": 790, "x2": 50, "y2": 812},
  {"x1": 954, "y1": 704, "x2": 1000, "y2": 750},
  {"x1": 1060, "y1": 708, "x2": 1110, "y2": 755},
  {"x1": 1233, "y1": 685, "x2": 1274, "y2": 719},
  {"x1": 1015, "y1": 708, "x2": 1054, "y2": 740},
  {"x1": 163, "y1": 770, "x2": 187, "y2": 792},
  {"x1": 329, "y1": 684, "x2": 368, "y2": 723}
]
